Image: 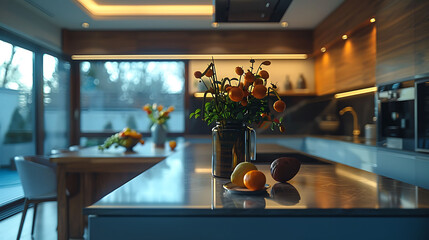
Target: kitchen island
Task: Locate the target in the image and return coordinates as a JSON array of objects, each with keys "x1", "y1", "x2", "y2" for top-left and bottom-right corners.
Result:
[{"x1": 84, "y1": 142, "x2": 429, "y2": 240}]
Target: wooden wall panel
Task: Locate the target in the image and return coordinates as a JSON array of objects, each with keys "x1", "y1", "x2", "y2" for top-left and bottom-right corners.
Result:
[
  {"x1": 62, "y1": 30, "x2": 313, "y2": 55},
  {"x1": 414, "y1": 0, "x2": 429, "y2": 76},
  {"x1": 314, "y1": 0, "x2": 378, "y2": 52},
  {"x1": 315, "y1": 25, "x2": 376, "y2": 95},
  {"x1": 376, "y1": 0, "x2": 415, "y2": 84}
]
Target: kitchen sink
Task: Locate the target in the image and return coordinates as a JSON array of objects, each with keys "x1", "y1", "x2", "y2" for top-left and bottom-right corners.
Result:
[{"x1": 254, "y1": 152, "x2": 331, "y2": 164}]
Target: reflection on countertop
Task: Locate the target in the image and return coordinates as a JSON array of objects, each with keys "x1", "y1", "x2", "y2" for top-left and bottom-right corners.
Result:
[{"x1": 85, "y1": 142, "x2": 429, "y2": 217}]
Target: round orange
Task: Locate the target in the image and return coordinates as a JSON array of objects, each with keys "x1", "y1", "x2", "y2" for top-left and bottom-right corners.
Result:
[
  {"x1": 228, "y1": 87, "x2": 244, "y2": 102},
  {"x1": 259, "y1": 70, "x2": 269, "y2": 79},
  {"x1": 273, "y1": 100, "x2": 286, "y2": 112},
  {"x1": 194, "y1": 71, "x2": 203, "y2": 78},
  {"x1": 205, "y1": 69, "x2": 214, "y2": 77},
  {"x1": 254, "y1": 79, "x2": 263, "y2": 85},
  {"x1": 235, "y1": 67, "x2": 244, "y2": 75},
  {"x1": 252, "y1": 85, "x2": 267, "y2": 99},
  {"x1": 241, "y1": 99, "x2": 248, "y2": 106},
  {"x1": 244, "y1": 71, "x2": 255, "y2": 83},
  {"x1": 243, "y1": 170, "x2": 266, "y2": 191}
]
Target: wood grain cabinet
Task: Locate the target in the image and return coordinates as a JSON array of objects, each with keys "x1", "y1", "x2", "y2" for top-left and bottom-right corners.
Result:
[
  {"x1": 414, "y1": 0, "x2": 429, "y2": 76},
  {"x1": 376, "y1": 0, "x2": 429, "y2": 84},
  {"x1": 376, "y1": 0, "x2": 415, "y2": 84}
]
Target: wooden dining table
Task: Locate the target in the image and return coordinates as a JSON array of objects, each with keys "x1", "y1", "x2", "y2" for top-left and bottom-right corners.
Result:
[{"x1": 50, "y1": 142, "x2": 177, "y2": 240}]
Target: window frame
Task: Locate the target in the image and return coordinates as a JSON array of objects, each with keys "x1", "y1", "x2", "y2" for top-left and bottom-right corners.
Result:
[
  {"x1": 0, "y1": 27, "x2": 72, "y2": 155},
  {"x1": 75, "y1": 59, "x2": 190, "y2": 143}
]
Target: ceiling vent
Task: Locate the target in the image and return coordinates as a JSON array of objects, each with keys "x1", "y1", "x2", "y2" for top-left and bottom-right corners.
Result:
[{"x1": 215, "y1": 0, "x2": 292, "y2": 22}]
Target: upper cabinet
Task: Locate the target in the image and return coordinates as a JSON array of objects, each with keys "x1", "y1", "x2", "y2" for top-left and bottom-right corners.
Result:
[
  {"x1": 414, "y1": 0, "x2": 429, "y2": 76},
  {"x1": 376, "y1": 0, "x2": 429, "y2": 84},
  {"x1": 376, "y1": 0, "x2": 415, "y2": 84}
]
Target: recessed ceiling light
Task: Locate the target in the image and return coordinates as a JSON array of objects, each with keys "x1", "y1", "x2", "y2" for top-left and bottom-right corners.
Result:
[
  {"x1": 75, "y1": 0, "x2": 213, "y2": 16},
  {"x1": 211, "y1": 22, "x2": 219, "y2": 28},
  {"x1": 81, "y1": 22, "x2": 90, "y2": 28},
  {"x1": 342, "y1": 34, "x2": 348, "y2": 40},
  {"x1": 266, "y1": 3, "x2": 270, "y2": 8},
  {"x1": 281, "y1": 22, "x2": 288, "y2": 28},
  {"x1": 370, "y1": 18, "x2": 376, "y2": 23},
  {"x1": 321, "y1": 47, "x2": 326, "y2": 53}
]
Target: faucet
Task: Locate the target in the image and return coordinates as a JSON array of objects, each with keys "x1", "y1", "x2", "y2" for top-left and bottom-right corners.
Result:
[{"x1": 339, "y1": 107, "x2": 360, "y2": 137}]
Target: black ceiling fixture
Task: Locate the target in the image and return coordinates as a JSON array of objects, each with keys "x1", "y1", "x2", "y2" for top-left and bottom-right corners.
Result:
[{"x1": 214, "y1": 0, "x2": 293, "y2": 23}]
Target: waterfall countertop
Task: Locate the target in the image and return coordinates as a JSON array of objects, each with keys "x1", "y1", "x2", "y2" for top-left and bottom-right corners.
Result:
[{"x1": 84, "y1": 142, "x2": 429, "y2": 217}]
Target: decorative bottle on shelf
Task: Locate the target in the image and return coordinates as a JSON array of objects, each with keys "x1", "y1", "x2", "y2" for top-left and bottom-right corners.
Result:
[
  {"x1": 284, "y1": 75, "x2": 292, "y2": 90},
  {"x1": 296, "y1": 74, "x2": 307, "y2": 89}
]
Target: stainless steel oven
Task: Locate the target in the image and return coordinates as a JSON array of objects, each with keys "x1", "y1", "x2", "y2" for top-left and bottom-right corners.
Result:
[
  {"x1": 378, "y1": 80, "x2": 415, "y2": 151},
  {"x1": 415, "y1": 78, "x2": 429, "y2": 153}
]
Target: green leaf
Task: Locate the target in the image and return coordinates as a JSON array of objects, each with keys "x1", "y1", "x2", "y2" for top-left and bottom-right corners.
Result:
[
  {"x1": 195, "y1": 109, "x2": 201, "y2": 114},
  {"x1": 189, "y1": 113, "x2": 195, "y2": 119}
]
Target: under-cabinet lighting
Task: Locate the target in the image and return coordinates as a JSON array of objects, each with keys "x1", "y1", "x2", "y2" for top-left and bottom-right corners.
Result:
[
  {"x1": 211, "y1": 22, "x2": 219, "y2": 28},
  {"x1": 320, "y1": 47, "x2": 326, "y2": 53},
  {"x1": 81, "y1": 22, "x2": 89, "y2": 28},
  {"x1": 342, "y1": 34, "x2": 348, "y2": 40},
  {"x1": 370, "y1": 18, "x2": 376, "y2": 23},
  {"x1": 334, "y1": 87, "x2": 377, "y2": 99},
  {"x1": 281, "y1": 21, "x2": 289, "y2": 28},
  {"x1": 75, "y1": 0, "x2": 214, "y2": 16},
  {"x1": 195, "y1": 168, "x2": 212, "y2": 173},
  {"x1": 71, "y1": 54, "x2": 308, "y2": 61}
]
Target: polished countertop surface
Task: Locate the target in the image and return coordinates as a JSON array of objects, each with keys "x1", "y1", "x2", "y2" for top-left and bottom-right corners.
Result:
[{"x1": 84, "y1": 142, "x2": 429, "y2": 216}]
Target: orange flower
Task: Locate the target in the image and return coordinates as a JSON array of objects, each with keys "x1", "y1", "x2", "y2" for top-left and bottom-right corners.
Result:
[
  {"x1": 167, "y1": 106, "x2": 175, "y2": 112},
  {"x1": 157, "y1": 105, "x2": 164, "y2": 112}
]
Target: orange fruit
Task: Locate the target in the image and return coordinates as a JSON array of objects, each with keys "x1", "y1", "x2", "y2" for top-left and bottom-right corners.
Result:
[
  {"x1": 273, "y1": 100, "x2": 286, "y2": 112},
  {"x1": 254, "y1": 79, "x2": 263, "y2": 85},
  {"x1": 194, "y1": 71, "x2": 203, "y2": 78},
  {"x1": 244, "y1": 71, "x2": 255, "y2": 83},
  {"x1": 205, "y1": 69, "x2": 214, "y2": 77},
  {"x1": 229, "y1": 87, "x2": 244, "y2": 102},
  {"x1": 252, "y1": 85, "x2": 267, "y2": 99},
  {"x1": 243, "y1": 170, "x2": 266, "y2": 191},
  {"x1": 235, "y1": 67, "x2": 244, "y2": 75},
  {"x1": 241, "y1": 99, "x2": 248, "y2": 106},
  {"x1": 169, "y1": 140, "x2": 177, "y2": 150},
  {"x1": 261, "y1": 61, "x2": 271, "y2": 66},
  {"x1": 259, "y1": 70, "x2": 269, "y2": 79}
]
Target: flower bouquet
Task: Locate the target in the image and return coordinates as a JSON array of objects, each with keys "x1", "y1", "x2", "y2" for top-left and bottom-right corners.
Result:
[
  {"x1": 190, "y1": 58, "x2": 286, "y2": 177},
  {"x1": 190, "y1": 59, "x2": 286, "y2": 131},
  {"x1": 142, "y1": 104, "x2": 175, "y2": 147}
]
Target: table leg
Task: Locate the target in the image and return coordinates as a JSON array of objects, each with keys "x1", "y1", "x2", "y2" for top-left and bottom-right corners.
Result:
[{"x1": 57, "y1": 166, "x2": 68, "y2": 240}]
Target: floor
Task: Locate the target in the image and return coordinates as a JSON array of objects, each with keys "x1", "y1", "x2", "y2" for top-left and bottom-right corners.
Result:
[
  {"x1": 0, "y1": 202, "x2": 58, "y2": 240},
  {"x1": 0, "y1": 169, "x2": 23, "y2": 207}
]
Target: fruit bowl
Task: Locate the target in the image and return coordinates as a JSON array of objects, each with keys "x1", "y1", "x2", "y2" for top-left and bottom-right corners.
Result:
[{"x1": 99, "y1": 127, "x2": 144, "y2": 152}]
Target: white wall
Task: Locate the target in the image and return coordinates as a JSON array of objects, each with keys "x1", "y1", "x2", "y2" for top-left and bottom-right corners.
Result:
[
  {"x1": 0, "y1": 0, "x2": 61, "y2": 52},
  {"x1": 189, "y1": 59, "x2": 315, "y2": 94}
]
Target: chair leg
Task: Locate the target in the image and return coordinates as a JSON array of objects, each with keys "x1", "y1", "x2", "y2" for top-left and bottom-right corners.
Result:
[
  {"x1": 17, "y1": 199, "x2": 29, "y2": 240},
  {"x1": 31, "y1": 202, "x2": 38, "y2": 236}
]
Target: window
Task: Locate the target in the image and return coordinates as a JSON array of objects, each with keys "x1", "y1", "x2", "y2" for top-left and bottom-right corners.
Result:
[
  {"x1": 0, "y1": 39, "x2": 35, "y2": 206},
  {"x1": 79, "y1": 61, "x2": 185, "y2": 146},
  {"x1": 43, "y1": 54, "x2": 70, "y2": 154}
]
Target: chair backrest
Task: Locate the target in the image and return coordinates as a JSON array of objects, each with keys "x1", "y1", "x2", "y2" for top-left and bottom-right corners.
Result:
[{"x1": 14, "y1": 156, "x2": 57, "y2": 200}]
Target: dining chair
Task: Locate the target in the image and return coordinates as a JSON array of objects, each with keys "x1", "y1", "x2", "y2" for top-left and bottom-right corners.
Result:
[{"x1": 14, "y1": 156, "x2": 57, "y2": 240}]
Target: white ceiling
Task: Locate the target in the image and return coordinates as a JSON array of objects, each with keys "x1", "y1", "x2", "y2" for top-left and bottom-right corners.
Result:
[{"x1": 18, "y1": 0, "x2": 344, "y2": 30}]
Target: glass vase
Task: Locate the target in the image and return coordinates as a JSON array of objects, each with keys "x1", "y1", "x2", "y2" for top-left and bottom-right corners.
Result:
[
  {"x1": 151, "y1": 123, "x2": 167, "y2": 148},
  {"x1": 211, "y1": 122, "x2": 256, "y2": 178}
]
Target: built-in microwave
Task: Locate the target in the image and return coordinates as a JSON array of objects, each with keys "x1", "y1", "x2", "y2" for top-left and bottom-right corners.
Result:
[{"x1": 415, "y1": 78, "x2": 429, "y2": 153}]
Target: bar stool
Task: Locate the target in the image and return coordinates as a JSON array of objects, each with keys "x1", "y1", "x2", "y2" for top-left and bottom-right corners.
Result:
[{"x1": 14, "y1": 156, "x2": 57, "y2": 240}]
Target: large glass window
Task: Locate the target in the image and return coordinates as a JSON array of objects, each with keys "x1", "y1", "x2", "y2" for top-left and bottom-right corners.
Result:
[
  {"x1": 0, "y1": 39, "x2": 35, "y2": 206},
  {"x1": 79, "y1": 61, "x2": 185, "y2": 146},
  {"x1": 43, "y1": 54, "x2": 70, "y2": 154}
]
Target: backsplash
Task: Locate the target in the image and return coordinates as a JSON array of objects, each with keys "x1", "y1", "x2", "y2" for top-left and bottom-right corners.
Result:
[{"x1": 187, "y1": 93, "x2": 376, "y2": 137}]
